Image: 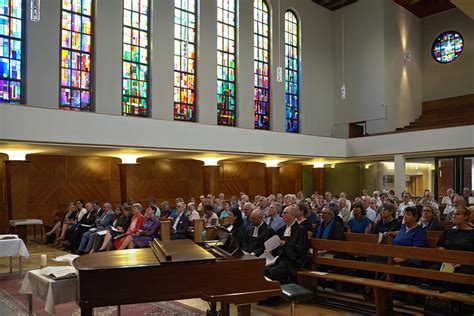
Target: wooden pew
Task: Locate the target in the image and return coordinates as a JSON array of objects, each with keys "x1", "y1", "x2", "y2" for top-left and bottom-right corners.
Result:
[
  {"x1": 298, "y1": 238, "x2": 474, "y2": 316},
  {"x1": 344, "y1": 232, "x2": 439, "y2": 248},
  {"x1": 161, "y1": 219, "x2": 204, "y2": 241}
]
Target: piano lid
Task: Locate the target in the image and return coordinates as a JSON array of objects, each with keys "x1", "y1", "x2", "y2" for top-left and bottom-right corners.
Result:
[{"x1": 150, "y1": 239, "x2": 216, "y2": 264}]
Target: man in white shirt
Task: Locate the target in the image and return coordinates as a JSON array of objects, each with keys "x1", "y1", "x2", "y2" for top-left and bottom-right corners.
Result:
[
  {"x1": 398, "y1": 192, "x2": 414, "y2": 218},
  {"x1": 442, "y1": 188, "x2": 455, "y2": 204},
  {"x1": 266, "y1": 202, "x2": 285, "y2": 232},
  {"x1": 463, "y1": 187, "x2": 474, "y2": 205}
]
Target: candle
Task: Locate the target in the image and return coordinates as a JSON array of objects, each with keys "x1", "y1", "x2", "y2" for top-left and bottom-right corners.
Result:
[{"x1": 40, "y1": 254, "x2": 47, "y2": 267}]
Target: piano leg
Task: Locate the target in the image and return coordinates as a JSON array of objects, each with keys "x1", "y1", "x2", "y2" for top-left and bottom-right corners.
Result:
[
  {"x1": 207, "y1": 302, "x2": 218, "y2": 316},
  {"x1": 219, "y1": 302, "x2": 230, "y2": 316},
  {"x1": 237, "y1": 304, "x2": 251, "y2": 316},
  {"x1": 81, "y1": 307, "x2": 93, "y2": 316}
]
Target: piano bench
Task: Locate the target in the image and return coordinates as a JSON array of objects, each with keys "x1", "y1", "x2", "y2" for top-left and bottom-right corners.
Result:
[{"x1": 281, "y1": 283, "x2": 313, "y2": 316}]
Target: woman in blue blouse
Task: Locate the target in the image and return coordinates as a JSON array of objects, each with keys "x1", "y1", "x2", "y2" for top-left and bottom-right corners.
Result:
[
  {"x1": 348, "y1": 203, "x2": 372, "y2": 234},
  {"x1": 389, "y1": 206, "x2": 427, "y2": 267}
]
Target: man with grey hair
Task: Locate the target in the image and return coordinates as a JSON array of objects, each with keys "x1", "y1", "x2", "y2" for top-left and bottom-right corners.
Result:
[
  {"x1": 362, "y1": 196, "x2": 377, "y2": 222},
  {"x1": 171, "y1": 202, "x2": 189, "y2": 239},
  {"x1": 266, "y1": 202, "x2": 285, "y2": 232},
  {"x1": 242, "y1": 202, "x2": 256, "y2": 230},
  {"x1": 264, "y1": 205, "x2": 308, "y2": 284},
  {"x1": 338, "y1": 198, "x2": 350, "y2": 225}
]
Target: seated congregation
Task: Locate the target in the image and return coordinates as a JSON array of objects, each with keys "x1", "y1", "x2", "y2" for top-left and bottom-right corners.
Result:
[{"x1": 44, "y1": 188, "x2": 474, "y2": 314}]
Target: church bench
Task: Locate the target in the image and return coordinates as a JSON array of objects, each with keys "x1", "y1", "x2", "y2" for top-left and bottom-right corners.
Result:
[
  {"x1": 298, "y1": 239, "x2": 474, "y2": 316},
  {"x1": 343, "y1": 232, "x2": 439, "y2": 248},
  {"x1": 160, "y1": 218, "x2": 204, "y2": 242}
]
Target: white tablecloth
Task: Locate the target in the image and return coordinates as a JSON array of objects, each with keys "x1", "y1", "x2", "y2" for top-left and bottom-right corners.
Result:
[
  {"x1": 20, "y1": 269, "x2": 78, "y2": 314},
  {"x1": 0, "y1": 236, "x2": 29, "y2": 258},
  {"x1": 9, "y1": 219, "x2": 43, "y2": 227}
]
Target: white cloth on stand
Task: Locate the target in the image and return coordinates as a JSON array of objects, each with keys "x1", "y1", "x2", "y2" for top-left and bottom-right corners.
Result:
[
  {"x1": 0, "y1": 236, "x2": 29, "y2": 258},
  {"x1": 20, "y1": 269, "x2": 78, "y2": 314}
]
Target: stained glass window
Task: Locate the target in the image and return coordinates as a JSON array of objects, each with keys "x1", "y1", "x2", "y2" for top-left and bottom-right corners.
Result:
[
  {"x1": 432, "y1": 31, "x2": 463, "y2": 64},
  {"x1": 285, "y1": 11, "x2": 299, "y2": 133},
  {"x1": 122, "y1": 0, "x2": 150, "y2": 117},
  {"x1": 174, "y1": 0, "x2": 197, "y2": 122},
  {"x1": 0, "y1": 0, "x2": 24, "y2": 104},
  {"x1": 254, "y1": 0, "x2": 270, "y2": 130},
  {"x1": 217, "y1": 0, "x2": 237, "y2": 126},
  {"x1": 60, "y1": 0, "x2": 94, "y2": 111}
]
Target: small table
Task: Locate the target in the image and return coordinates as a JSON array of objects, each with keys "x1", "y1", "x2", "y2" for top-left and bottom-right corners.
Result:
[
  {"x1": 20, "y1": 269, "x2": 78, "y2": 315},
  {"x1": 9, "y1": 219, "x2": 44, "y2": 241},
  {"x1": 0, "y1": 235, "x2": 29, "y2": 276}
]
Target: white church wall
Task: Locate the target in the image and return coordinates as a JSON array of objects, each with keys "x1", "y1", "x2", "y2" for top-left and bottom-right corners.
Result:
[
  {"x1": 332, "y1": 0, "x2": 386, "y2": 137},
  {"x1": 422, "y1": 9, "x2": 474, "y2": 102},
  {"x1": 383, "y1": 0, "x2": 422, "y2": 131}
]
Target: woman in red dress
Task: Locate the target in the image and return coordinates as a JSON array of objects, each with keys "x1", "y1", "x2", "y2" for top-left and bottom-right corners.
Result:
[{"x1": 114, "y1": 203, "x2": 145, "y2": 249}]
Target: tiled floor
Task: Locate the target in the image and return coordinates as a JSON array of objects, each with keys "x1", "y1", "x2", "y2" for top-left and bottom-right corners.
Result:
[{"x1": 1, "y1": 238, "x2": 355, "y2": 315}]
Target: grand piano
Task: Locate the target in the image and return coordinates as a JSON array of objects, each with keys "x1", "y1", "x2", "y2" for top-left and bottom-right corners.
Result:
[{"x1": 72, "y1": 239, "x2": 281, "y2": 315}]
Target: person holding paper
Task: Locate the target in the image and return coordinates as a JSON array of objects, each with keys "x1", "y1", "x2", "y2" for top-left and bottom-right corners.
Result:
[
  {"x1": 96, "y1": 205, "x2": 132, "y2": 252},
  {"x1": 78, "y1": 203, "x2": 115, "y2": 254},
  {"x1": 242, "y1": 209, "x2": 274, "y2": 256},
  {"x1": 67, "y1": 202, "x2": 98, "y2": 253},
  {"x1": 114, "y1": 203, "x2": 145, "y2": 249},
  {"x1": 119, "y1": 205, "x2": 160, "y2": 249},
  {"x1": 264, "y1": 205, "x2": 309, "y2": 284}
]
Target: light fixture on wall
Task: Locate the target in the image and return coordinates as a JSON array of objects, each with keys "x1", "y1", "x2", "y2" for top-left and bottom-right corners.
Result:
[
  {"x1": 264, "y1": 160, "x2": 282, "y2": 168},
  {"x1": 312, "y1": 162, "x2": 326, "y2": 168},
  {"x1": 340, "y1": 0, "x2": 346, "y2": 100},
  {"x1": 2, "y1": 150, "x2": 36, "y2": 161},
  {"x1": 115, "y1": 154, "x2": 142, "y2": 164},
  {"x1": 30, "y1": 0, "x2": 40, "y2": 22},
  {"x1": 199, "y1": 157, "x2": 221, "y2": 166},
  {"x1": 403, "y1": 52, "x2": 411, "y2": 64},
  {"x1": 276, "y1": 0, "x2": 283, "y2": 83}
]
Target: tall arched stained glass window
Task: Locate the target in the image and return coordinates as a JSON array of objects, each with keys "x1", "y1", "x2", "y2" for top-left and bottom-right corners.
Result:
[
  {"x1": 0, "y1": 0, "x2": 25, "y2": 104},
  {"x1": 253, "y1": 0, "x2": 270, "y2": 130},
  {"x1": 284, "y1": 10, "x2": 299, "y2": 133},
  {"x1": 174, "y1": 0, "x2": 197, "y2": 122},
  {"x1": 122, "y1": 0, "x2": 150, "y2": 117},
  {"x1": 217, "y1": 0, "x2": 237, "y2": 126},
  {"x1": 60, "y1": 0, "x2": 94, "y2": 111}
]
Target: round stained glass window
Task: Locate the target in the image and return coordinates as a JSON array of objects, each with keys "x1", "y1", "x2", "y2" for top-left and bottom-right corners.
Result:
[{"x1": 432, "y1": 31, "x2": 464, "y2": 63}]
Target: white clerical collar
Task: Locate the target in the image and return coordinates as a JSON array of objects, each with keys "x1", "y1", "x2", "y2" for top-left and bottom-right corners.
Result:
[
  {"x1": 252, "y1": 221, "x2": 264, "y2": 237},
  {"x1": 284, "y1": 221, "x2": 295, "y2": 237}
]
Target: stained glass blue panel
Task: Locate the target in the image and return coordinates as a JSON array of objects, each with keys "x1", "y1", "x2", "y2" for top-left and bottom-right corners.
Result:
[
  {"x1": 285, "y1": 11, "x2": 299, "y2": 133},
  {"x1": 254, "y1": 0, "x2": 270, "y2": 130}
]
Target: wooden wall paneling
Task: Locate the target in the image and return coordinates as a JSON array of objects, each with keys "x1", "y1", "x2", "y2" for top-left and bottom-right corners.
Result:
[
  {"x1": 279, "y1": 163, "x2": 303, "y2": 194},
  {"x1": 67, "y1": 157, "x2": 111, "y2": 181},
  {"x1": 203, "y1": 166, "x2": 220, "y2": 197},
  {"x1": 218, "y1": 180, "x2": 248, "y2": 198},
  {"x1": 118, "y1": 163, "x2": 140, "y2": 204},
  {"x1": 312, "y1": 168, "x2": 325, "y2": 194},
  {"x1": 155, "y1": 160, "x2": 190, "y2": 179},
  {"x1": 188, "y1": 179, "x2": 204, "y2": 202},
  {"x1": 265, "y1": 167, "x2": 280, "y2": 196},
  {"x1": 5, "y1": 161, "x2": 29, "y2": 220},
  {"x1": 221, "y1": 162, "x2": 248, "y2": 180}
]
